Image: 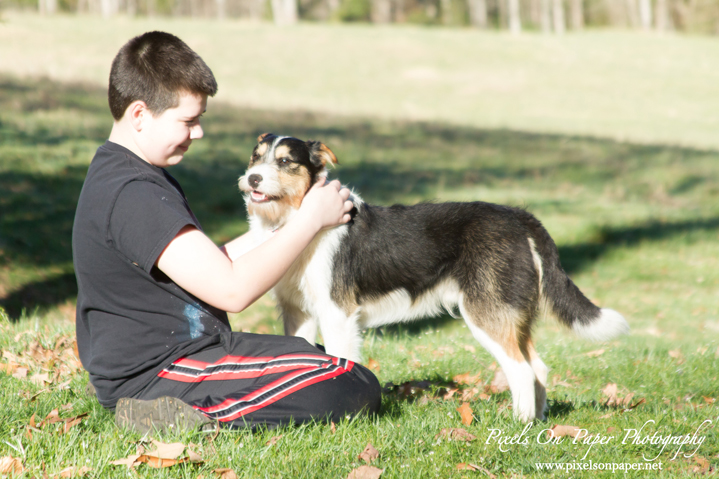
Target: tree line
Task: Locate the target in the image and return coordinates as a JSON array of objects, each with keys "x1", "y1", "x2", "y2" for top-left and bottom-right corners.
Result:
[{"x1": 8, "y1": 0, "x2": 719, "y2": 34}]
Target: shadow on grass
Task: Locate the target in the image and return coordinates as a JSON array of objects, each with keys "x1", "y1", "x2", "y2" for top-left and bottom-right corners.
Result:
[{"x1": 2, "y1": 75, "x2": 719, "y2": 320}]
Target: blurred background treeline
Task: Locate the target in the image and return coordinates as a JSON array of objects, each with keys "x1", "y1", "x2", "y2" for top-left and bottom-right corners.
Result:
[{"x1": 2, "y1": 0, "x2": 718, "y2": 35}]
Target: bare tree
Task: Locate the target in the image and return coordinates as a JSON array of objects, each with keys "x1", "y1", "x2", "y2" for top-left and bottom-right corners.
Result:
[
  {"x1": 440, "y1": 0, "x2": 452, "y2": 24},
  {"x1": 371, "y1": 0, "x2": 392, "y2": 23},
  {"x1": 216, "y1": 0, "x2": 226, "y2": 19},
  {"x1": 508, "y1": 0, "x2": 522, "y2": 33},
  {"x1": 467, "y1": 0, "x2": 488, "y2": 27},
  {"x1": 552, "y1": 0, "x2": 565, "y2": 33},
  {"x1": 540, "y1": 0, "x2": 552, "y2": 32},
  {"x1": 38, "y1": 0, "x2": 57, "y2": 13},
  {"x1": 655, "y1": 0, "x2": 669, "y2": 31},
  {"x1": 624, "y1": 0, "x2": 639, "y2": 27},
  {"x1": 271, "y1": 0, "x2": 298, "y2": 24},
  {"x1": 638, "y1": 0, "x2": 651, "y2": 29},
  {"x1": 100, "y1": 0, "x2": 119, "y2": 17},
  {"x1": 569, "y1": 0, "x2": 583, "y2": 29}
]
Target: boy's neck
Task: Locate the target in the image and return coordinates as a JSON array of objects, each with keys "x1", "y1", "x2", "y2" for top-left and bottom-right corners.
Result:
[{"x1": 108, "y1": 119, "x2": 149, "y2": 164}]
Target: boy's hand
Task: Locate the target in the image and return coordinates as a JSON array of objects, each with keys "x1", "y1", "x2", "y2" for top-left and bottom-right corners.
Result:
[{"x1": 298, "y1": 179, "x2": 353, "y2": 231}]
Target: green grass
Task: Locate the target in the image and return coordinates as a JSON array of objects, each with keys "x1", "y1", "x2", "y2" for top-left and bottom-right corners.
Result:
[{"x1": 1, "y1": 15, "x2": 719, "y2": 477}]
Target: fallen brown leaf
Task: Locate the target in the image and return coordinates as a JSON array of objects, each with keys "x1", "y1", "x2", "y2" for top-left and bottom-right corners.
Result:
[
  {"x1": 62, "y1": 417, "x2": 83, "y2": 434},
  {"x1": 367, "y1": 358, "x2": 380, "y2": 372},
  {"x1": 30, "y1": 372, "x2": 51, "y2": 386},
  {"x1": 586, "y1": 349, "x2": 605, "y2": 357},
  {"x1": 489, "y1": 370, "x2": 509, "y2": 394},
  {"x1": 463, "y1": 345, "x2": 476, "y2": 353},
  {"x1": 265, "y1": 435, "x2": 282, "y2": 446},
  {"x1": 347, "y1": 465, "x2": 383, "y2": 479},
  {"x1": 0, "y1": 456, "x2": 23, "y2": 475},
  {"x1": 453, "y1": 372, "x2": 481, "y2": 386},
  {"x1": 436, "y1": 428, "x2": 476, "y2": 442},
  {"x1": 214, "y1": 468, "x2": 238, "y2": 479},
  {"x1": 330, "y1": 421, "x2": 336, "y2": 434},
  {"x1": 12, "y1": 367, "x2": 28, "y2": 379},
  {"x1": 457, "y1": 402, "x2": 473, "y2": 426},
  {"x1": 145, "y1": 440, "x2": 186, "y2": 460},
  {"x1": 601, "y1": 383, "x2": 619, "y2": 406},
  {"x1": 443, "y1": 388, "x2": 458, "y2": 400},
  {"x1": 358, "y1": 443, "x2": 379, "y2": 464},
  {"x1": 547, "y1": 425, "x2": 583, "y2": 438},
  {"x1": 109, "y1": 454, "x2": 142, "y2": 468},
  {"x1": 58, "y1": 465, "x2": 92, "y2": 478}
]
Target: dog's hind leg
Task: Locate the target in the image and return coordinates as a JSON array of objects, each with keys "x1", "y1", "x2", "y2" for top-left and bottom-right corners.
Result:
[
  {"x1": 459, "y1": 299, "x2": 537, "y2": 422},
  {"x1": 526, "y1": 338, "x2": 549, "y2": 421}
]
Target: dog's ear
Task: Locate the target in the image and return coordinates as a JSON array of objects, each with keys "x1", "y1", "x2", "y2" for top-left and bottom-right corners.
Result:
[
  {"x1": 307, "y1": 141, "x2": 338, "y2": 168},
  {"x1": 257, "y1": 132, "x2": 274, "y2": 143}
]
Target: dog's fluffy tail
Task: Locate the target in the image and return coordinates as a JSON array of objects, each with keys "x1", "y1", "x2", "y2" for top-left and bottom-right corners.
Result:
[{"x1": 523, "y1": 214, "x2": 630, "y2": 341}]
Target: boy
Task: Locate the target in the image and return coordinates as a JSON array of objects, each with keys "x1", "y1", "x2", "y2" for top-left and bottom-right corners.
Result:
[{"x1": 72, "y1": 31, "x2": 381, "y2": 432}]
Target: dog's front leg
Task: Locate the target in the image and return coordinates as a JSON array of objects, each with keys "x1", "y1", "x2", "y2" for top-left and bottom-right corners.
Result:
[
  {"x1": 280, "y1": 302, "x2": 317, "y2": 346},
  {"x1": 317, "y1": 304, "x2": 363, "y2": 362}
]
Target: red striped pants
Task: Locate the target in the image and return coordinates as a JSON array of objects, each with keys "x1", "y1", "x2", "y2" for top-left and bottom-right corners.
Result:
[{"x1": 133, "y1": 332, "x2": 381, "y2": 429}]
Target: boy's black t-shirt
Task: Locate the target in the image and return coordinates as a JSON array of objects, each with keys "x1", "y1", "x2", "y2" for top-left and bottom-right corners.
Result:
[{"x1": 72, "y1": 141, "x2": 232, "y2": 408}]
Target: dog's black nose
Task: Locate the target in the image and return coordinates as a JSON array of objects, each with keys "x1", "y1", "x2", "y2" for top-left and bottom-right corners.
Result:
[{"x1": 248, "y1": 174, "x2": 263, "y2": 188}]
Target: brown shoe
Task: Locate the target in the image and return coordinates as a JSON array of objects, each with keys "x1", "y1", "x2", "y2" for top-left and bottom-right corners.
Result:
[{"x1": 115, "y1": 396, "x2": 214, "y2": 434}]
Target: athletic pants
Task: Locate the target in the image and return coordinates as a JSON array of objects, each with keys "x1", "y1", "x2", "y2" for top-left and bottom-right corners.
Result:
[{"x1": 133, "y1": 332, "x2": 382, "y2": 429}]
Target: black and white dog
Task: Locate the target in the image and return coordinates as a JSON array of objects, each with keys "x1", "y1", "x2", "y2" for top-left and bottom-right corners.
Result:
[{"x1": 238, "y1": 133, "x2": 629, "y2": 422}]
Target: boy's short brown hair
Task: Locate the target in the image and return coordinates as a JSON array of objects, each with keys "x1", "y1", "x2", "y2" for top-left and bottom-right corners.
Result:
[{"x1": 108, "y1": 31, "x2": 218, "y2": 120}]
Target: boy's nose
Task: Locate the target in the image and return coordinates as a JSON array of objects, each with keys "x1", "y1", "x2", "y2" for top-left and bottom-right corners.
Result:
[{"x1": 190, "y1": 124, "x2": 204, "y2": 140}]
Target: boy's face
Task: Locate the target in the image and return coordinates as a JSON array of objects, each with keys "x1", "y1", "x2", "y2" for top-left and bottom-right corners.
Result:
[{"x1": 136, "y1": 91, "x2": 207, "y2": 168}]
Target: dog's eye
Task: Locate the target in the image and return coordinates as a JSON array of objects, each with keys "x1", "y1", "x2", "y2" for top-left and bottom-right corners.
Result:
[{"x1": 279, "y1": 158, "x2": 289, "y2": 164}]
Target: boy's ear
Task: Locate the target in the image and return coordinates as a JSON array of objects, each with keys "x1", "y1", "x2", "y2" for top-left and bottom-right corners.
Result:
[
  {"x1": 127, "y1": 100, "x2": 150, "y2": 131},
  {"x1": 257, "y1": 132, "x2": 274, "y2": 143},
  {"x1": 307, "y1": 141, "x2": 338, "y2": 168}
]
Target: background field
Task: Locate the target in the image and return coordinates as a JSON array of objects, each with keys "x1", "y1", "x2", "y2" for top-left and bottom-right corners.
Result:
[{"x1": 1, "y1": 13, "x2": 718, "y2": 478}]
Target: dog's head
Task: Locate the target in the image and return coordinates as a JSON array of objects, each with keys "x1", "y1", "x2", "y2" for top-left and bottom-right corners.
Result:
[{"x1": 238, "y1": 133, "x2": 338, "y2": 228}]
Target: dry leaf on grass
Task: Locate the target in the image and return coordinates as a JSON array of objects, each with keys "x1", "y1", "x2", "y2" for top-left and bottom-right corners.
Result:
[
  {"x1": 330, "y1": 421, "x2": 336, "y2": 434},
  {"x1": 110, "y1": 454, "x2": 142, "y2": 468},
  {"x1": 347, "y1": 465, "x2": 383, "y2": 479},
  {"x1": 358, "y1": 443, "x2": 379, "y2": 464},
  {"x1": 58, "y1": 465, "x2": 92, "y2": 478},
  {"x1": 265, "y1": 435, "x2": 282, "y2": 446},
  {"x1": 488, "y1": 370, "x2": 509, "y2": 394},
  {"x1": 456, "y1": 402, "x2": 473, "y2": 426},
  {"x1": 546, "y1": 425, "x2": 583, "y2": 439},
  {"x1": 213, "y1": 468, "x2": 238, "y2": 479},
  {"x1": 586, "y1": 349, "x2": 605, "y2": 357},
  {"x1": 453, "y1": 372, "x2": 481, "y2": 386},
  {"x1": 0, "y1": 456, "x2": 24, "y2": 475},
  {"x1": 367, "y1": 358, "x2": 380, "y2": 372},
  {"x1": 436, "y1": 428, "x2": 476, "y2": 442},
  {"x1": 12, "y1": 367, "x2": 28, "y2": 379}
]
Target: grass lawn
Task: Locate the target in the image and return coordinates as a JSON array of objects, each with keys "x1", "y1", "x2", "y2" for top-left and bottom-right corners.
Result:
[{"x1": 1, "y1": 14, "x2": 719, "y2": 478}]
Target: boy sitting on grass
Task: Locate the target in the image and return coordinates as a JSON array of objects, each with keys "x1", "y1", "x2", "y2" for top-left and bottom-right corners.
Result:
[{"x1": 72, "y1": 31, "x2": 380, "y2": 433}]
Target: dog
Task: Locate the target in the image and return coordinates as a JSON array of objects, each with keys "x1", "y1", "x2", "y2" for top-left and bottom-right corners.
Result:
[{"x1": 238, "y1": 133, "x2": 629, "y2": 422}]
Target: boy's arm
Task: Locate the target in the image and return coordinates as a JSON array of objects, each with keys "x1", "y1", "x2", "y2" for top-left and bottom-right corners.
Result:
[
  {"x1": 220, "y1": 231, "x2": 256, "y2": 261},
  {"x1": 157, "y1": 180, "x2": 352, "y2": 313}
]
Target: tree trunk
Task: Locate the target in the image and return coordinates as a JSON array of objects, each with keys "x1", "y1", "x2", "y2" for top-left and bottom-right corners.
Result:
[
  {"x1": 552, "y1": 0, "x2": 565, "y2": 33},
  {"x1": 394, "y1": 0, "x2": 406, "y2": 22},
  {"x1": 624, "y1": 0, "x2": 639, "y2": 28},
  {"x1": 569, "y1": 0, "x2": 583, "y2": 29},
  {"x1": 508, "y1": 0, "x2": 522, "y2": 33},
  {"x1": 638, "y1": 0, "x2": 651, "y2": 29},
  {"x1": 272, "y1": 0, "x2": 298, "y2": 24},
  {"x1": 655, "y1": 0, "x2": 668, "y2": 31},
  {"x1": 37, "y1": 0, "x2": 57, "y2": 15},
  {"x1": 371, "y1": 0, "x2": 392, "y2": 23},
  {"x1": 100, "y1": 0, "x2": 118, "y2": 17},
  {"x1": 540, "y1": 0, "x2": 551, "y2": 32},
  {"x1": 216, "y1": 0, "x2": 226, "y2": 19},
  {"x1": 440, "y1": 0, "x2": 452, "y2": 25},
  {"x1": 468, "y1": 0, "x2": 487, "y2": 28}
]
